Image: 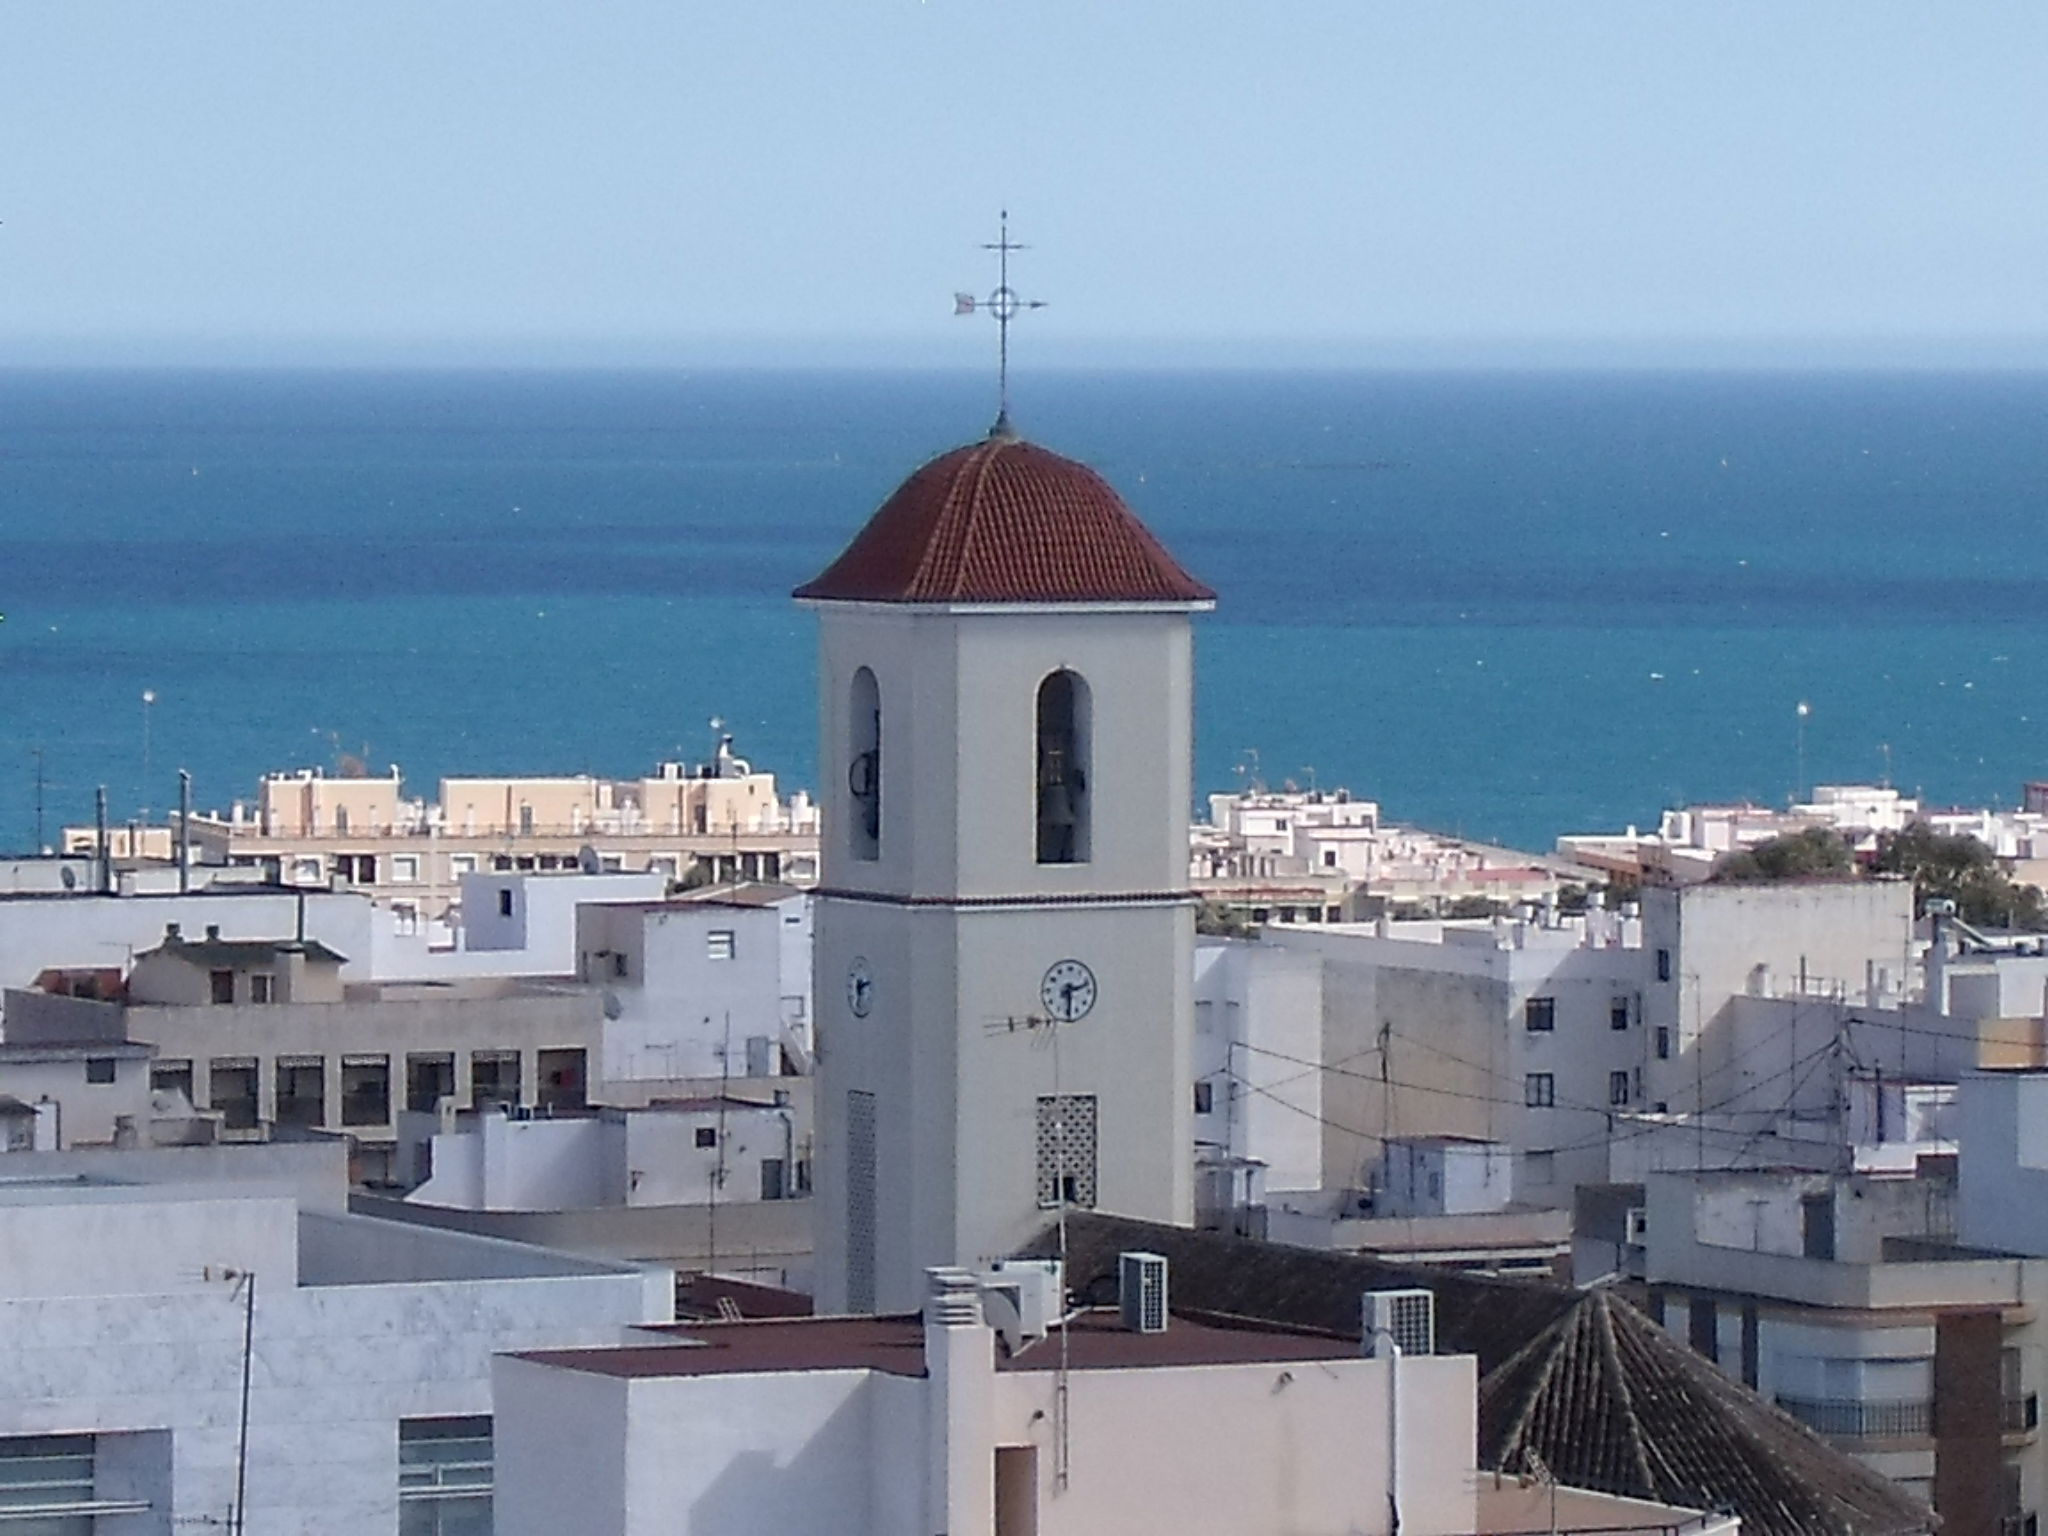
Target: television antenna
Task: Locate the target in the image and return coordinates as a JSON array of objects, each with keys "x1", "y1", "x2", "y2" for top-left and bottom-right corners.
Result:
[{"x1": 954, "y1": 210, "x2": 1046, "y2": 438}]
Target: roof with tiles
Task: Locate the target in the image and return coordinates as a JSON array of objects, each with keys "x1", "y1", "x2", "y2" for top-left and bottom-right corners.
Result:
[
  {"x1": 1033, "y1": 1214, "x2": 1934, "y2": 1536},
  {"x1": 793, "y1": 430, "x2": 1214, "y2": 606}
]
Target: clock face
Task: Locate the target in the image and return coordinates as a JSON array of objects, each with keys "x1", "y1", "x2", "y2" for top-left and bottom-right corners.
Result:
[
  {"x1": 846, "y1": 957, "x2": 874, "y2": 1018},
  {"x1": 1040, "y1": 959, "x2": 1097, "y2": 1023}
]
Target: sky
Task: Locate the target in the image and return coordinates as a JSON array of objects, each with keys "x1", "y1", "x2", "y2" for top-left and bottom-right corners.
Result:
[{"x1": 2, "y1": 2, "x2": 2045, "y2": 366}]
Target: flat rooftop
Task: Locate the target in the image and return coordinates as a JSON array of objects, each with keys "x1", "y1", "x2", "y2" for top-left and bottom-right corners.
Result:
[{"x1": 517, "y1": 1308, "x2": 1365, "y2": 1380}]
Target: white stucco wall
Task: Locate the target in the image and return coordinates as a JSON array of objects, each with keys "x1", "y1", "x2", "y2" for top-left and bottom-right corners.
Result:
[
  {"x1": 0, "y1": 1186, "x2": 668, "y2": 1536},
  {"x1": 494, "y1": 1337, "x2": 1478, "y2": 1536}
]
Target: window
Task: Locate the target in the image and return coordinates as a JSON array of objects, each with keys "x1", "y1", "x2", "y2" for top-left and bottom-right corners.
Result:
[
  {"x1": 392, "y1": 903, "x2": 419, "y2": 938},
  {"x1": 334, "y1": 806, "x2": 350, "y2": 835},
  {"x1": 1656, "y1": 947, "x2": 1672, "y2": 982},
  {"x1": 471, "y1": 1051, "x2": 520, "y2": 1109},
  {"x1": 707, "y1": 929, "x2": 736, "y2": 961},
  {"x1": 1610, "y1": 995, "x2": 1632, "y2": 1030},
  {"x1": 537, "y1": 1048, "x2": 586, "y2": 1112},
  {"x1": 85, "y1": 1056, "x2": 116, "y2": 1085},
  {"x1": 293, "y1": 856, "x2": 323, "y2": 883},
  {"x1": 848, "y1": 666, "x2": 882, "y2": 860},
  {"x1": 1525, "y1": 1072, "x2": 1555, "y2": 1108},
  {"x1": 1035, "y1": 670, "x2": 1091, "y2": 864},
  {"x1": 1193, "y1": 1081, "x2": 1214, "y2": 1115},
  {"x1": 152, "y1": 1059, "x2": 194, "y2": 1101},
  {"x1": 406, "y1": 1054, "x2": 455, "y2": 1114},
  {"x1": 0, "y1": 1433, "x2": 110, "y2": 1530},
  {"x1": 210, "y1": 968, "x2": 235, "y2": 1004},
  {"x1": 399, "y1": 1416, "x2": 492, "y2": 1536},
  {"x1": 341, "y1": 1055, "x2": 391, "y2": 1126},
  {"x1": 495, "y1": 888, "x2": 514, "y2": 918},
  {"x1": 761, "y1": 1158, "x2": 788, "y2": 1200},
  {"x1": 210, "y1": 1059, "x2": 259, "y2": 1130},
  {"x1": 392, "y1": 855, "x2": 419, "y2": 883},
  {"x1": 251, "y1": 973, "x2": 275, "y2": 1004},
  {"x1": 1323, "y1": 849, "x2": 1338, "y2": 868},
  {"x1": 1655, "y1": 1026, "x2": 1672, "y2": 1060},
  {"x1": 1036, "y1": 1094, "x2": 1099, "y2": 1207},
  {"x1": 518, "y1": 804, "x2": 535, "y2": 835},
  {"x1": 1523, "y1": 997, "x2": 1556, "y2": 1032},
  {"x1": 694, "y1": 1126, "x2": 717, "y2": 1149},
  {"x1": 276, "y1": 1058, "x2": 326, "y2": 1127},
  {"x1": 449, "y1": 854, "x2": 477, "y2": 877},
  {"x1": 1609, "y1": 1070, "x2": 1631, "y2": 1106}
]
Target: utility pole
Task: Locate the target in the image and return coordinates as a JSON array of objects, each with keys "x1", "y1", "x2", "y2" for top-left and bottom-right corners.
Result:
[{"x1": 31, "y1": 747, "x2": 44, "y2": 853}]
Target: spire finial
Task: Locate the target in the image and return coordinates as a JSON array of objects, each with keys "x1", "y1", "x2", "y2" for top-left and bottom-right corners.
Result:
[{"x1": 953, "y1": 210, "x2": 1046, "y2": 438}]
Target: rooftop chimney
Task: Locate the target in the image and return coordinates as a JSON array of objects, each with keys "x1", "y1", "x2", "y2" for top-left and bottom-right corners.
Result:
[
  {"x1": 164, "y1": 922, "x2": 181, "y2": 941},
  {"x1": 204, "y1": 925, "x2": 221, "y2": 942}
]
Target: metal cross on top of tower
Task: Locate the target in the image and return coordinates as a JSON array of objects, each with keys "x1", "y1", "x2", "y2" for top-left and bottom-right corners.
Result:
[{"x1": 954, "y1": 210, "x2": 1046, "y2": 439}]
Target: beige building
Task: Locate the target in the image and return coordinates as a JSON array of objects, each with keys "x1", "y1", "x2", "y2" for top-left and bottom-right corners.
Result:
[{"x1": 69, "y1": 740, "x2": 822, "y2": 936}]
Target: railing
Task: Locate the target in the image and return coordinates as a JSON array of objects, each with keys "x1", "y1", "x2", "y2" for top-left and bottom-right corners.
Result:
[
  {"x1": 1776, "y1": 1394, "x2": 1933, "y2": 1440},
  {"x1": 2008, "y1": 1393, "x2": 2040, "y2": 1433},
  {"x1": 2000, "y1": 1513, "x2": 2037, "y2": 1536}
]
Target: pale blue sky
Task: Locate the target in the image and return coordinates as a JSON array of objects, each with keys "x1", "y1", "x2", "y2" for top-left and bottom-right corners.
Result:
[{"x1": 3, "y1": 2, "x2": 2044, "y2": 365}]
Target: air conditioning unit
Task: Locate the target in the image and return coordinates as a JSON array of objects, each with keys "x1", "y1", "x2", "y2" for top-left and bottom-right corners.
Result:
[
  {"x1": 1362, "y1": 1288, "x2": 1435, "y2": 1357},
  {"x1": 1625, "y1": 1207, "x2": 1649, "y2": 1245},
  {"x1": 1119, "y1": 1252, "x2": 1169, "y2": 1334},
  {"x1": 979, "y1": 1259, "x2": 1064, "y2": 1352}
]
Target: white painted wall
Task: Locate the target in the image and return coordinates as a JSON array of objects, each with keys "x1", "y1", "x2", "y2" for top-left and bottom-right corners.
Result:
[
  {"x1": 578, "y1": 898, "x2": 802, "y2": 1085},
  {"x1": 493, "y1": 1320, "x2": 1480, "y2": 1536},
  {"x1": 1192, "y1": 937, "x2": 1324, "y2": 1192},
  {"x1": 0, "y1": 1175, "x2": 668, "y2": 1536}
]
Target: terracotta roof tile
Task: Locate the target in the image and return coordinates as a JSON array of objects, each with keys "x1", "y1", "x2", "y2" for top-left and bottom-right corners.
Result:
[{"x1": 794, "y1": 434, "x2": 1214, "y2": 605}]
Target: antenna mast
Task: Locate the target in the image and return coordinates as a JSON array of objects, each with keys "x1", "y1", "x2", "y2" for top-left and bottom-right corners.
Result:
[{"x1": 954, "y1": 210, "x2": 1047, "y2": 438}]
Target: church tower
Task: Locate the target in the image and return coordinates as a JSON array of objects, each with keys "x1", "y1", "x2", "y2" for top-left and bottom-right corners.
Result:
[{"x1": 797, "y1": 425, "x2": 1214, "y2": 1314}]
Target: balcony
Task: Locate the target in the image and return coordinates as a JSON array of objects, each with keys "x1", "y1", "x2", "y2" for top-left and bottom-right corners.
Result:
[{"x1": 1775, "y1": 1394, "x2": 1933, "y2": 1440}]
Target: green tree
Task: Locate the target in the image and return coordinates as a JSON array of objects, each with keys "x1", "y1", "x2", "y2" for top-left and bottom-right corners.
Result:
[
  {"x1": 1710, "y1": 827, "x2": 1855, "y2": 884},
  {"x1": 1874, "y1": 823, "x2": 2048, "y2": 931}
]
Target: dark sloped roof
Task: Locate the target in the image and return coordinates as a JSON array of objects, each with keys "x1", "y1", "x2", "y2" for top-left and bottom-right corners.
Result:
[
  {"x1": 793, "y1": 434, "x2": 1214, "y2": 606},
  {"x1": 1029, "y1": 1211, "x2": 1579, "y2": 1374},
  {"x1": 1031, "y1": 1214, "x2": 1933, "y2": 1536},
  {"x1": 1483, "y1": 1289, "x2": 1934, "y2": 1536},
  {"x1": 147, "y1": 937, "x2": 349, "y2": 968}
]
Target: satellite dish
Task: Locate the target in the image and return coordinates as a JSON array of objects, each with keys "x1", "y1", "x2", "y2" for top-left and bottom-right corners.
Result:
[
  {"x1": 59, "y1": 866, "x2": 77, "y2": 891},
  {"x1": 578, "y1": 845, "x2": 602, "y2": 875},
  {"x1": 602, "y1": 990, "x2": 623, "y2": 1021}
]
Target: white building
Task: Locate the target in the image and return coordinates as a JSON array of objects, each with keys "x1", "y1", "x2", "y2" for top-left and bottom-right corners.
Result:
[
  {"x1": 801, "y1": 430, "x2": 1212, "y2": 1313},
  {"x1": 574, "y1": 884, "x2": 813, "y2": 1090},
  {"x1": 408, "y1": 1096, "x2": 806, "y2": 1212},
  {"x1": 494, "y1": 1260, "x2": 1735, "y2": 1536},
  {"x1": 0, "y1": 1142, "x2": 669, "y2": 1535},
  {"x1": 1265, "y1": 907, "x2": 1648, "y2": 1204},
  {"x1": 1190, "y1": 936, "x2": 1323, "y2": 1219}
]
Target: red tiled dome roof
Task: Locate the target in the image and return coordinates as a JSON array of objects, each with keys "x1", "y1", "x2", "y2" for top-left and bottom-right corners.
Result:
[{"x1": 794, "y1": 433, "x2": 1214, "y2": 605}]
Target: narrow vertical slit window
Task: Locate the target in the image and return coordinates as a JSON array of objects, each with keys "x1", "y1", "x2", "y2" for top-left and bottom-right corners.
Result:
[
  {"x1": 848, "y1": 667, "x2": 881, "y2": 861},
  {"x1": 1035, "y1": 670, "x2": 1091, "y2": 864}
]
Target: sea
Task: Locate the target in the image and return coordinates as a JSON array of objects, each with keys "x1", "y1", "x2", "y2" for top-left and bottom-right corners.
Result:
[{"x1": 1, "y1": 366, "x2": 2044, "y2": 857}]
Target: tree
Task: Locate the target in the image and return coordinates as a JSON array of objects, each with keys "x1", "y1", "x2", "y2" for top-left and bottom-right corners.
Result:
[
  {"x1": 1709, "y1": 827, "x2": 1854, "y2": 884},
  {"x1": 1874, "y1": 823, "x2": 2048, "y2": 931}
]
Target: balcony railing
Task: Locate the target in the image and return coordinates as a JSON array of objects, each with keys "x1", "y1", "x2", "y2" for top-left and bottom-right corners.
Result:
[
  {"x1": 2008, "y1": 1393, "x2": 2041, "y2": 1433},
  {"x1": 1776, "y1": 1394, "x2": 1933, "y2": 1440},
  {"x1": 2000, "y1": 1514, "x2": 2037, "y2": 1536}
]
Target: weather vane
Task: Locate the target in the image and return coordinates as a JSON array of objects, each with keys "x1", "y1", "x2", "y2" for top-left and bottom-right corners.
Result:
[{"x1": 954, "y1": 210, "x2": 1046, "y2": 438}]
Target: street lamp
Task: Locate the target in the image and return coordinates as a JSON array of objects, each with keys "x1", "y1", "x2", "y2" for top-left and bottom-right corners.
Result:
[{"x1": 140, "y1": 690, "x2": 157, "y2": 815}]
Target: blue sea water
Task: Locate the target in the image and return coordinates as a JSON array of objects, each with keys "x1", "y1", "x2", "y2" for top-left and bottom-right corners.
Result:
[{"x1": 1, "y1": 366, "x2": 2045, "y2": 855}]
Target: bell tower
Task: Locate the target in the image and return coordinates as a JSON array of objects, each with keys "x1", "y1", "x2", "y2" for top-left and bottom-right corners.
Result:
[{"x1": 797, "y1": 427, "x2": 1214, "y2": 1314}]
